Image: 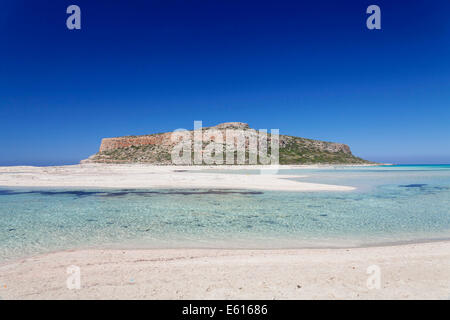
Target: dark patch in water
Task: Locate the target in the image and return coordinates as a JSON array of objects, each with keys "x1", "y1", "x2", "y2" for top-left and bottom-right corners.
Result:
[
  {"x1": 133, "y1": 190, "x2": 263, "y2": 196},
  {"x1": 39, "y1": 190, "x2": 101, "y2": 197},
  {"x1": 0, "y1": 190, "x2": 16, "y2": 195},
  {"x1": 319, "y1": 214, "x2": 328, "y2": 217},
  {"x1": 8, "y1": 228, "x2": 15, "y2": 231},
  {"x1": 86, "y1": 219, "x2": 97, "y2": 222},
  {"x1": 100, "y1": 192, "x2": 129, "y2": 197},
  {"x1": 0, "y1": 190, "x2": 104, "y2": 197},
  {"x1": 400, "y1": 184, "x2": 427, "y2": 188},
  {"x1": 173, "y1": 170, "x2": 188, "y2": 172},
  {"x1": 0, "y1": 189, "x2": 263, "y2": 198}
]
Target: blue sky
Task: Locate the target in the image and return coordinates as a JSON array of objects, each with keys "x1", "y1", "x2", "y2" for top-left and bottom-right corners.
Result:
[{"x1": 1, "y1": 0, "x2": 449, "y2": 165}]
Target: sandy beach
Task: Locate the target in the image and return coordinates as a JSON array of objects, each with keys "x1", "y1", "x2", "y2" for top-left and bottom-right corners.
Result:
[
  {"x1": 0, "y1": 164, "x2": 449, "y2": 300},
  {"x1": 0, "y1": 164, "x2": 356, "y2": 191},
  {"x1": 0, "y1": 241, "x2": 449, "y2": 299}
]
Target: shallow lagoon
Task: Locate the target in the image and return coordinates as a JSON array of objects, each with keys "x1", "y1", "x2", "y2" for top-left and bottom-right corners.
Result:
[{"x1": 1, "y1": 165, "x2": 449, "y2": 262}]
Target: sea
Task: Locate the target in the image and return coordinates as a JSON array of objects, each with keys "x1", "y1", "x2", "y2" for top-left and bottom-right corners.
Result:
[{"x1": 0, "y1": 164, "x2": 449, "y2": 262}]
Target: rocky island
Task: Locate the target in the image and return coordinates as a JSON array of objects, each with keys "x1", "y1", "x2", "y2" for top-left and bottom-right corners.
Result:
[{"x1": 82, "y1": 122, "x2": 372, "y2": 165}]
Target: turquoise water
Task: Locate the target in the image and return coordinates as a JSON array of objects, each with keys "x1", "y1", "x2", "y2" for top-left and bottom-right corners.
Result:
[{"x1": 1, "y1": 165, "x2": 450, "y2": 262}]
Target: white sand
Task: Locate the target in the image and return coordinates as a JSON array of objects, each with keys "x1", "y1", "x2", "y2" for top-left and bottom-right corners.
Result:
[
  {"x1": 1, "y1": 164, "x2": 447, "y2": 300},
  {"x1": 0, "y1": 164, "x2": 355, "y2": 191},
  {"x1": 1, "y1": 242, "x2": 449, "y2": 299}
]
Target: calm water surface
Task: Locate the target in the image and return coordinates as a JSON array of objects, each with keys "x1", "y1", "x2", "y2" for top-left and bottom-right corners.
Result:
[{"x1": 1, "y1": 165, "x2": 449, "y2": 262}]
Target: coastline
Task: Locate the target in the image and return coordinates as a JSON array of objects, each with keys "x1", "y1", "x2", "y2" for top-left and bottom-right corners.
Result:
[
  {"x1": 1, "y1": 163, "x2": 448, "y2": 300},
  {"x1": 0, "y1": 164, "x2": 361, "y2": 192},
  {"x1": 1, "y1": 241, "x2": 449, "y2": 299}
]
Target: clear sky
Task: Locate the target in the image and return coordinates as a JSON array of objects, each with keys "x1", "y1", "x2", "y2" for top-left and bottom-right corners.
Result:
[{"x1": 1, "y1": 0, "x2": 449, "y2": 165}]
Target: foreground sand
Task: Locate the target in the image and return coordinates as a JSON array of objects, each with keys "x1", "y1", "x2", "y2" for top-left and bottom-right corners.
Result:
[
  {"x1": 1, "y1": 163, "x2": 447, "y2": 300},
  {"x1": 0, "y1": 164, "x2": 356, "y2": 192},
  {"x1": 1, "y1": 241, "x2": 449, "y2": 299}
]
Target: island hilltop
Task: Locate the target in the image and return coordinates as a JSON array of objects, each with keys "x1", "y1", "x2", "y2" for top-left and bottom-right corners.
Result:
[{"x1": 82, "y1": 122, "x2": 373, "y2": 165}]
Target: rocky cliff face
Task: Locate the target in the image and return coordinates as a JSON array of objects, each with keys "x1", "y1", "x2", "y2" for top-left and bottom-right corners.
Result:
[
  {"x1": 99, "y1": 134, "x2": 174, "y2": 153},
  {"x1": 98, "y1": 122, "x2": 253, "y2": 153},
  {"x1": 83, "y1": 122, "x2": 371, "y2": 165}
]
